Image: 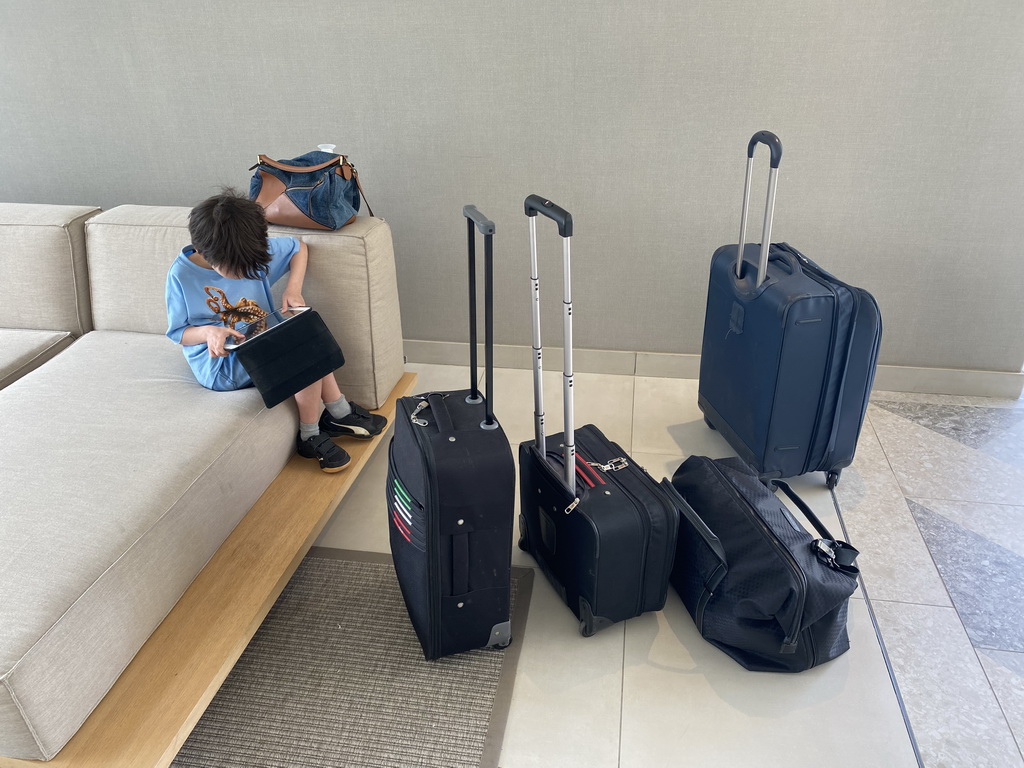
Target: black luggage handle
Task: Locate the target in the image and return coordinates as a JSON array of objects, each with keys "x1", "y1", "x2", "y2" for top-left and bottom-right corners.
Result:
[
  {"x1": 463, "y1": 205, "x2": 498, "y2": 430},
  {"x1": 463, "y1": 204, "x2": 495, "y2": 235},
  {"x1": 525, "y1": 195, "x2": 573, "y2": 237},
  {"x1": 736, "y1": 130, "x2": 782, "y2": 288},
  {"x1": 747, "y1": 131, "x2": 783, "y2": 168},
  {"x1": 526, "y1": 194, "x2": 576, "y2": 490}
]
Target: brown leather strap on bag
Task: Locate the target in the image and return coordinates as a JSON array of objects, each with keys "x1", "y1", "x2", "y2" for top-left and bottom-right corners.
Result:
[
  {"x1": 253, "y1": 154, "x2": 347, "y2": 174},
  {"x1": 251, "y1": 152, "x2": 376, "y2": 221},
  {"x1": 352, "y1": 169, "x2": 374, "y2": 218}
]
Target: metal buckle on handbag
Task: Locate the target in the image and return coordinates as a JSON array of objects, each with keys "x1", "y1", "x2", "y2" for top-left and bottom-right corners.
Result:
[{"x1": 587, "y1": 457, "x2": 629, "y2": 472}]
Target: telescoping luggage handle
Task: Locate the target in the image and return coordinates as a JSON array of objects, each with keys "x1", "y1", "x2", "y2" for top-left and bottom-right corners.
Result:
[
  {"x1": 463, "y1": 205, "x2": 499, "y2": 430},
  {"x1": 736, "y1": 131, "x2": 783, "y2": 288},
  {"x1": 525, "y1": 195, "x2": 576, "y2": 490}
]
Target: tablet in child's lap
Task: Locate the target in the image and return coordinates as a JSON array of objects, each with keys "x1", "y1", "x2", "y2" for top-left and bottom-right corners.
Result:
[
  {"x1": 229, "y1": 307, "x2": 345, "y2": 408},
  {"x1": 224, "y1": 307, "x2": 312, "y2": 350}
]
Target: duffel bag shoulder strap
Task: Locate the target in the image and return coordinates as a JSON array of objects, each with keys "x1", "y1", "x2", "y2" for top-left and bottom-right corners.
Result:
[{"x1": 773, "y1": 481, "x2": 860, "y2": 574}]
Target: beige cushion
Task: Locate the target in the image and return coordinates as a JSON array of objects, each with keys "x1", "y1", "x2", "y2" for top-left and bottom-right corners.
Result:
[
  {"x1": 86, "y1": 206, "x2": 404, "y2": 409},
  {"x1": 0, "y1": 204, "x2": 100, "y2": 336},
  {"x1": 0, "y1": 331, "x2": 295, "y2": 760},
  {"x1": 0, "y1": 329, "x2": 74, "y2": 389}
]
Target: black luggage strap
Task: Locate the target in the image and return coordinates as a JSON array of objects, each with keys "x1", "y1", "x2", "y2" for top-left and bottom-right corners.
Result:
[{"x1": 774, "y1": 481, "x2": 860, "y2": 575}]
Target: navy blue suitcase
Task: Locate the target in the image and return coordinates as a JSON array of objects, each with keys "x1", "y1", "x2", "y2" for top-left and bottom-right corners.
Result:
[
  {"x1": 387, "y1": 206, "x2": 515, "y2": 659},
  {"x1": 698, "y1": 132, "x2": 882, "y2": 488}
]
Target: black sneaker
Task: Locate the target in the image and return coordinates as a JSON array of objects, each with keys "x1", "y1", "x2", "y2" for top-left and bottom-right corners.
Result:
[
  {"x1": 296, "y1": 432, "x2": 351, "y2": 473},
  {"x1": 319, "y1": 403, "x2": 388, "y2": 440}
]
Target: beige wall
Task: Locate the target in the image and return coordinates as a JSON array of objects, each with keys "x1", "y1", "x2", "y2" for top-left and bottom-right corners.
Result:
[{"x1": 1, "y1": 0, "x2": 1022, "y2": 374}]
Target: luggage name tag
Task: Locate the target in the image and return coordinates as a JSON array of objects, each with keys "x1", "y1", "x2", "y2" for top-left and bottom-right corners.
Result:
[
  {"x1": 409, "y1": 400, "x2": 430, "y2": 426},
  {"x1": 586, "y1": 457, "x2": 629, "y2": 472},
  {"x1": 408, "y1": 393, "x2": 451, "y2": 427}
]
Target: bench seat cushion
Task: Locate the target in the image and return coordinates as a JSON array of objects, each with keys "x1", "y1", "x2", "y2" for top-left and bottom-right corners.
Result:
[
  {"x1": 0, "y1": 329, "x2": 74, "y2": 390},
  {"x1": 0, "y1": 331, "x2": 295, "y2": 760}
]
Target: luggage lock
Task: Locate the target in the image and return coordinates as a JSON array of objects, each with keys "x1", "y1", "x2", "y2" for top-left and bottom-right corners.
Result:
[
  {"x1": 409, "y1": 400, "x2": 430, "y2": 426},
  {"x1": 587, "y1": 457, "x2": 629, "y2": 472}
]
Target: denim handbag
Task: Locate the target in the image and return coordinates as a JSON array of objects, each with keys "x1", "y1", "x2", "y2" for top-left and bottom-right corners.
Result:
[{"x1": 249, "y1": 151, "x2": 373, "y2": 230}]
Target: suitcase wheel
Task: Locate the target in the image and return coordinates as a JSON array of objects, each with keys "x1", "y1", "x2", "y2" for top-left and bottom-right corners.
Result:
[
  {"x1": 577, "y1": 598, "x2": 613, "y2": 637},
  {"x1": 704, "y1": 417, "x2": 717, "y2": 431},
  {"x1": 517, "y1": 514, "x2": 530, "y2": 551},
  {"x1": 826, "y1": 471, "x2": 841, "y2": 490}
]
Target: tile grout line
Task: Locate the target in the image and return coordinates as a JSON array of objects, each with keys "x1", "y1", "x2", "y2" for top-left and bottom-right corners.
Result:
[
  {"x1": 867, "y1": 410, "x2": 961, "y2": 614},
  {"x1": 904, "y1": 496, "x2": 1024, "y2": 510},
  {"x1": 971, "y1": 644, "x2": 1024, "y2": 764},
  {"x1": 868, "y1": 405, "x2": 1024, "y2": 766},
  {"x1": 831, "y1": 483, "x2": 926, "y2": 768},
  {"x1": 838, "y1": 413, "x2": 927, "y2": 768}
]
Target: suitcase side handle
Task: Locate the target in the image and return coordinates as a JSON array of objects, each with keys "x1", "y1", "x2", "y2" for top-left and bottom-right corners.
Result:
[
  {"x1": 526, "y1": 194, "x2": 576, "y2": 490},
  {"x1": 736, "y1": 131, "x2": 782, "y2": 288},
  {"x1": 525, "y1": 194, "x2": 573, "y2": 237},
  {"x1": 463, "y1": 205, "x2": 498, "y2": 429}
]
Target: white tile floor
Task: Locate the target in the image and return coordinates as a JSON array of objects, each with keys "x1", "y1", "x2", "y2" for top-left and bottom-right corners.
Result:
[{"x1": 317, "y1": 364, "x2": 923, "y2": 767}]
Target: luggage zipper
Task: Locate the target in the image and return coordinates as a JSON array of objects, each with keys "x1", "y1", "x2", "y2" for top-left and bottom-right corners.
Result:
[
  {"x1": 705, "y1": 459, "x2": 807, "y2": 654},
  {"x1": 775, "y1": 243, "x2": 841, "y2": 475},
  {"x1": 405, "y1": 400, "x2": 444, "y2": 657},
  {"x1": 408, "y1": 393, "x2": 450, "y2": 427},
  {"x1": 539, "y1": 450, "x2": 581, "y2": 514}
]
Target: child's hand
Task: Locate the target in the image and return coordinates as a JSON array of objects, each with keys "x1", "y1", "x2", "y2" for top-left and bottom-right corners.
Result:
[
  {"x1": 281, "y1": 289, "x2": 305, "y2": 313},
  {"x1": 205, "y1": 326, "x2": 245, "y2": 357}
]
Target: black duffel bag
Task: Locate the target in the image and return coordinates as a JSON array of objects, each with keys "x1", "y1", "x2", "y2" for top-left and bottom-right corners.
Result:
[{"x1": 664, "y1": 456, "x2": 860, "y2": 673}]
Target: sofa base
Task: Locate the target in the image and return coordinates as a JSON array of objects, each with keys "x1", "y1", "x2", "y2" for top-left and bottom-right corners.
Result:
[{"x1": 0, "y1": 372, "x2": 417, "y2": 768}]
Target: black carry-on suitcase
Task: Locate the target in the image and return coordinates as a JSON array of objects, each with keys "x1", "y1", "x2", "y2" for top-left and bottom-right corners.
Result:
[
  {"x1": 698, "y1": 131, "x2": 882, "y2": 488},
  {"x1": 516, "y1": 195, "x2": 680, "y2": 636},
  {"x1": 387, "y1": 206, "x2": 515, "y2": 659}
]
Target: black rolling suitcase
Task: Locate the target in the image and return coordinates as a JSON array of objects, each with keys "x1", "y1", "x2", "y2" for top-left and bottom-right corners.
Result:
[
  {"x1": 387, "y1": 206, "x2": 515, "y2": 659},
  {"x1": 516, "y1": 195, "x2": 680, "y2": 636},
  {"x1": 698, "y1": 132, "x2": 882, "y2": 488}
]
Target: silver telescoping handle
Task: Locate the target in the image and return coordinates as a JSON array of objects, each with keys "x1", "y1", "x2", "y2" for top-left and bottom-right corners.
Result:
[
  {"x1": 525, "y1": 195, "x2": 575, "y2": 491},
  {"x1": 736, "y1": 131, "x2": 783, "y2": 288}
]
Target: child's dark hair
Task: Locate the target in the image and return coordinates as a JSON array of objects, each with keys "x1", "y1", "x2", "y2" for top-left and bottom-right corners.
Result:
[{"x1": 188, "y1": 189, "x2": 270, "y2": 280}]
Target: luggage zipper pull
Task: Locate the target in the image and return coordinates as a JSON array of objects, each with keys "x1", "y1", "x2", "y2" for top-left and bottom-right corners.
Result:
[
  {"x1": 564, "y1": 497, "x2": 580, "y2": 515},
  {"x1": 409, "y1": 400, "x2": 430, "y2": 427},
  {"x1": 587, "y1": 457, "x2": 629, "y2": 472}
]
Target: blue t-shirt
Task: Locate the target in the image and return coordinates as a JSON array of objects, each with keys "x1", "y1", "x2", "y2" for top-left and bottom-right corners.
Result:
[{"x1": 165, "y1": 236, "x2": 300, "y2": 391}]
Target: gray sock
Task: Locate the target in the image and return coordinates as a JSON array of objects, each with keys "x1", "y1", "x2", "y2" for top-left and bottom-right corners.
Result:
[
  {"x1": 324, "y1": 397, "x2": 352, "y2": 420},
  {"x1": 299, "y1": 422, "x2": 319, "y2": 441}
]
